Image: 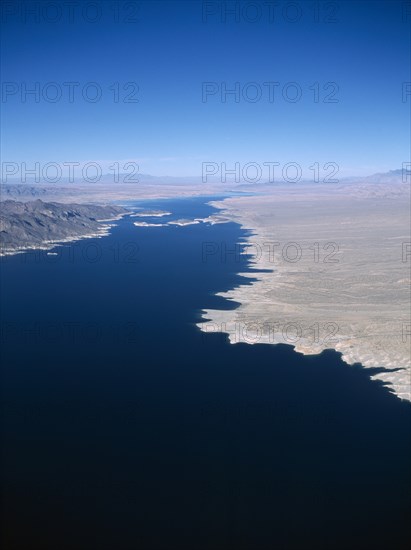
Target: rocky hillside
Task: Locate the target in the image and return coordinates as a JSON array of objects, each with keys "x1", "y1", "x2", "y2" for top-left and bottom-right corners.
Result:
[{"x1": 0, "y1": 199, "x2": 128, "y2": 255}]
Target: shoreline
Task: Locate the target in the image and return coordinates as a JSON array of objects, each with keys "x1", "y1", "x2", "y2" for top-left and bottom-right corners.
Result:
[{"x1": 198, "y1": 191, "x2": 411, "y2": 402}]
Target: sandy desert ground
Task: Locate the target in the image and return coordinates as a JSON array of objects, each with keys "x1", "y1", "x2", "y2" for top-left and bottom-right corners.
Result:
[{"x1": 198, "y1": 181, "x2": 411, "y2": 401}]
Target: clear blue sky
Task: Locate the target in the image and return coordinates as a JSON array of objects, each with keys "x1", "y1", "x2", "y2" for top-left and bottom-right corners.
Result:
[{"x1": 1, "y1": 0, "x2": 410, "y2": 178}]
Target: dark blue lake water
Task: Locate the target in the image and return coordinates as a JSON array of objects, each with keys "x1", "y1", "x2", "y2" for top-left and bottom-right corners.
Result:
[{"x1": 1, "y1": 196, "x2": 410, "y2": 549}]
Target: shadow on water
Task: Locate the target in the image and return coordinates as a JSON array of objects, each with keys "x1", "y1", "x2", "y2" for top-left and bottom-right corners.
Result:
[{"x1": 1, "y1": 196, "x2": 410, "y2": 550}]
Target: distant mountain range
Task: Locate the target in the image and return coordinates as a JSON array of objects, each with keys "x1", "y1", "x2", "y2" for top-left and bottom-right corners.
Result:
[
  {"x1": 343, "y1": 169, "x2": 410, "y2": 184},
  {"x1": 2, "y1": 168, "x2": 409, "y2": 189},
  {"x1": 1, "y1": 173, "x2": 209, "y2": 187}
]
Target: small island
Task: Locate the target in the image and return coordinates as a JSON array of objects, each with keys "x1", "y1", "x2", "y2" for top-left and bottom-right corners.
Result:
[
  {"x1": 168, "y1": 219, "x2": 201, "y2": 226},
  {"x1": 131, "y1": 210, "x2": 172, "y2": 218},
  {"x1": 133, "y1": 221, "x2": 167, "y2": 227}
]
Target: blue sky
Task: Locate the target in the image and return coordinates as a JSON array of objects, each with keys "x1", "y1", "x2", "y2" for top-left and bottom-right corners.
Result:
[{"x1": 1, "y1": 0, "x2": 410, "y2": 179}]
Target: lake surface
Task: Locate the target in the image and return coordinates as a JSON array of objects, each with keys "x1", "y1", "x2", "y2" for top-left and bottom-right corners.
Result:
[{"x1": 1, "y1": 196, "x2": 410, "y2": 549}]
